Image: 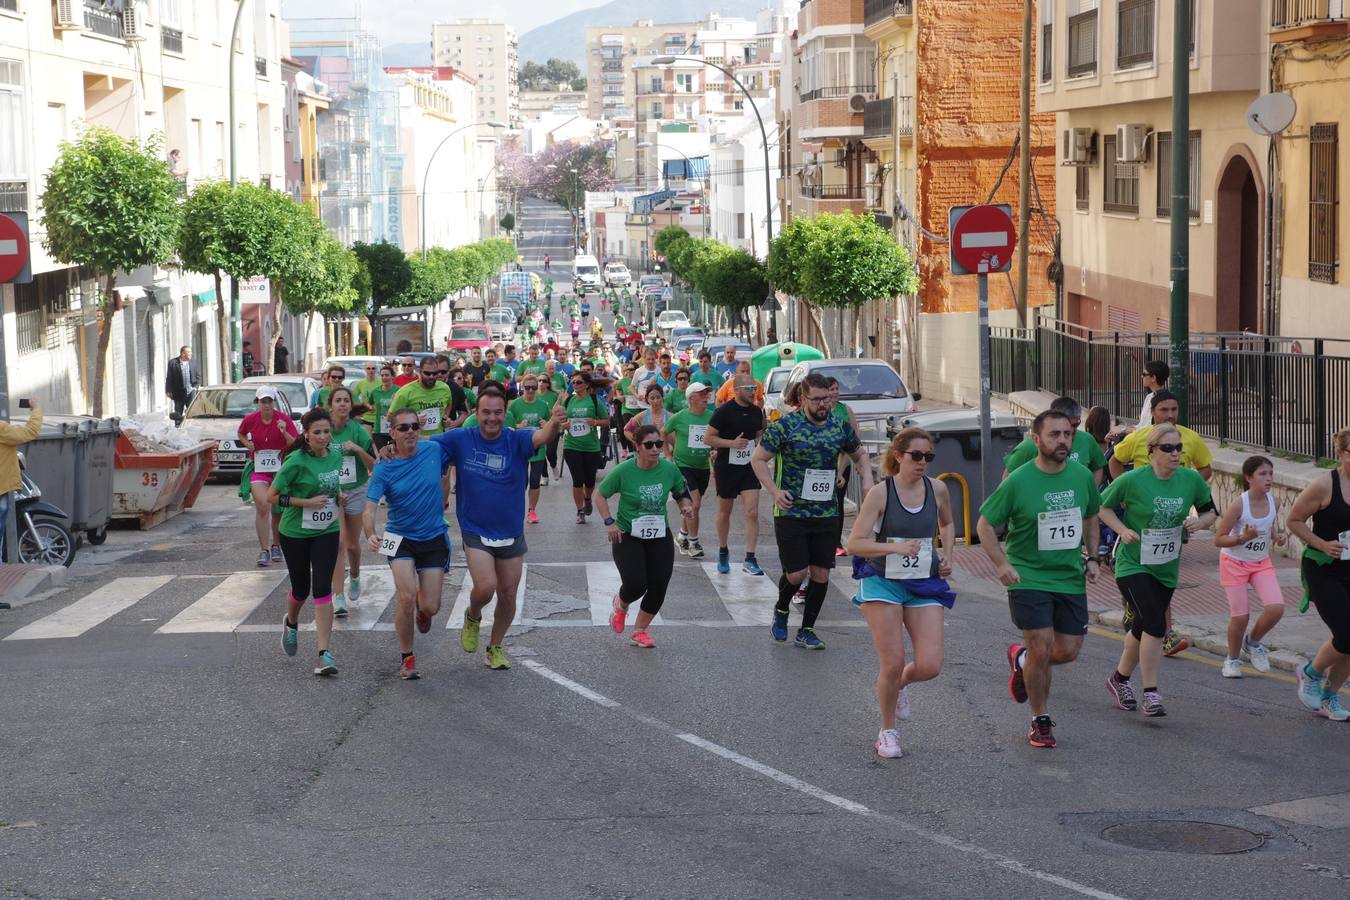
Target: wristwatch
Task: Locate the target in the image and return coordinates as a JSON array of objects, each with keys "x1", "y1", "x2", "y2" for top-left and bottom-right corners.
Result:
[{"x1": 603, "y1": 516, "x2": 616, "y2": 526}]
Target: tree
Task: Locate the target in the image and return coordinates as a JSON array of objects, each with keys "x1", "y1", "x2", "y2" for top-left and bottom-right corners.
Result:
[
  {"x1": 352, "y1": 240, "x2": 412, "y2": 317},
  {"x1": 520, "y1": 58, "x2": 583, "y2": 91},
  {"x1": 179, "y1": 180, "x2": 238, "y2": 382},
  {"x1": 653, "y1": 225, "x2": 689, "y2": 258},
  {"x1": 698, "y1": 248, "x2": 770, "y2": 339},
  {"x1": 499, "y1": 212, "x2": 515, "y2": 234},
  {"x1": 40, "y1": 127, "x2": 181, "y2": 416},
  {"x1": 526, "y1": 140, "x2": 615, "y2": 209}
]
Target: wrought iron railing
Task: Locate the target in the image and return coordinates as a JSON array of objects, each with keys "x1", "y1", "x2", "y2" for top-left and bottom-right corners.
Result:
[
  {"x1": 1272, "y1": 0, "x2": 1346, "y2": 27},
  {"x1": 162, "y1": 26, "x2": 183, "y2": 55},
  {"x1": 0, "y1": 181, "x2": 27, "y2": 212},
  {"x1": 801, "y1": 184, "x2": 864, "y2": 200},
  {"x1": 863, "y1": 0, "x2": 914, "y2": 28},
  {"x1": 84, "y1": 1, "x2": 124, "y2": 39},
  {"x1": 799, "y1": 84, "x2": 876, "y2": 103}
]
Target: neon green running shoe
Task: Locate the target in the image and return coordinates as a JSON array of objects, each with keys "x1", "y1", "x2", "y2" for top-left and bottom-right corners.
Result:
[
  {"x1": 485, "y1": 644, "x2": 512, "y2": 670},
  {"x1": 461, "y1": 613, "x2": 481, "y2": 653}
]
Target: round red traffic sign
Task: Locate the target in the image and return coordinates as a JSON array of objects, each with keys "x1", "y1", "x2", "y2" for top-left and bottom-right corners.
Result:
[
  {"x1": 951, "y1": 205, "x2": 1016, "y2": 274},
  {"x1": 0, "y1": 213, "x2": 29, "y2": 284}
]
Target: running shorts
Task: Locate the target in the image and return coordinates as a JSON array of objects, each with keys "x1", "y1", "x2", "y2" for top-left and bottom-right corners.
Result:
[
  {"x1": 1303, "y1": 557, "x2": 1350, "y2": 655},
  {"x1": 679, "y1": 465, "x2": 710, "y2": 496},
  {"x1": 774, "y1": 515, "x2": 841, "y2": 572},
  {"x1": 1008, "y1": 590, "x2": 1089, "y2": 636},
  {"x1": 389, "y1": 534, "x2": 450, "y2": 572},
  {"x1": 714, "y1": 461, "x2": 760, "y2": 499},
  {"x1": 462, "y1": 532, "x2": 528, "y2": 560}
]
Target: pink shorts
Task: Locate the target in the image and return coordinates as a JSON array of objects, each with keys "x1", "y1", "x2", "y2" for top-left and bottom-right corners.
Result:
[
  {"x1": 1219, "y1": 554, "x2": 1284, "y2": 616},
  {"x1": 249, "y1": 472, "x2": 275, "y2": 485}
]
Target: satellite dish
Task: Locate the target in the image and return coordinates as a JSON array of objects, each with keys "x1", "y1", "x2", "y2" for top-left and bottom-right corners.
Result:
[{"x1": 1247, "y1": 93, "x2": 1297, "y2": 137}]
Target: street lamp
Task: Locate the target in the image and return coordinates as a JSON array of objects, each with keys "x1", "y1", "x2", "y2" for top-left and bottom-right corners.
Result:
[{"x1": 421, "y1": 121, "x2": 505, "y2": 261}]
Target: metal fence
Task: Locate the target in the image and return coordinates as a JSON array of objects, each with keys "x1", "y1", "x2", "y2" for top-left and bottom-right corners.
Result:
[{"x1": 989, "y1": 318, "x2": 1350, "y2": 462}]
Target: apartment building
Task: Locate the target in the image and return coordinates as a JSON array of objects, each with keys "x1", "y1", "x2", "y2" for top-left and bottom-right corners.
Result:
[
  {"x1": 1041, "y1": 0, "x2": 1264, "y2": 334},
  {"x1": 281, "y1": 59, "x2": 331, "y2": 216},
  {"x1": 430, "y1": 19, "x2": 520, "y2": 129},
  {"x1": 0, "y1": 0, "x2": 287, "y2": 415},
  {"x1": 520, "y1": 87, "x2": 587, "y2": 121},
  {"x1": 585, "y1": 18, "x2": 703, "y2": 121}
]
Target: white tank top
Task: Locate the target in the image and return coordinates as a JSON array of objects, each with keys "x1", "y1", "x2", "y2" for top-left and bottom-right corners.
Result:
[{"x1": 1221, "y1": 490, "x2": 1277, "y2": 563}]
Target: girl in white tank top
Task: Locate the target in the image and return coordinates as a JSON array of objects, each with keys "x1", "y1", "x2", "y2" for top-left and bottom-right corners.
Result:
[{"x1": 1213, "y1": 456, "x2": 1287, "y2": 677}]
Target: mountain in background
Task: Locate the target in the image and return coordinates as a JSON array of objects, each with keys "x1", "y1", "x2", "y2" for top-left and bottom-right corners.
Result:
[
  {"x1": 382, "y1": 41, "x2": 431, "y2": 67},
  {"x1": 519, "y1": 0, "x2": 767, "y2": 66}
]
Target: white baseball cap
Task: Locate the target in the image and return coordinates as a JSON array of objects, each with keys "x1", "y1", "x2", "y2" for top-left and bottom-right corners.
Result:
[
  {"x1": 685, "y1": 381, "x2": 712, "y2": 399},
  {"x1": 253, "y1": 386, "x2": 279, "y2": 402}
]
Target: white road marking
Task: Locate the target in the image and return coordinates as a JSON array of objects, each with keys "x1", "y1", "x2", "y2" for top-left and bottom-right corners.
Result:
[
  {"x1": 298, "y1": 569, "x2": 394, "y2": 632},
  {"x1": 587, "y1": 561, "x2": 661, "y2": 626},
  {"x1": 701, "y1": 561, "x2": 777, "y2": 625},
  {"x1": 156, "y1": 572, "x2": 284, "y2": 633},
  {"x1": 4, "y1": 576, "x2": 172, "y2": 640},
  {"x1": 521, "y1": 659, "x2": 1126, "y2": 900}
]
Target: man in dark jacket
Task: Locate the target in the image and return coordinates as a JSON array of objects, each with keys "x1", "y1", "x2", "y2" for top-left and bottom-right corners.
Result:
[{"x1": 165, "y1": 346, "x2": 201, "y2": 423}]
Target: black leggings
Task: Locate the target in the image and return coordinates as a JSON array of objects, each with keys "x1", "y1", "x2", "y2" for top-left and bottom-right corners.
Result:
[
  {"x1": 1116, "y1": 572, "x2": 1175, "y2": 640},
  {"x1": 613, "y1": 532, "x2": 675, "y2": 615},
  {"x1": 279, "y1": 531, "x2": 341, "y2": 602},
  {"x1": 1304, "y1": 558, "x2": 1350, "y2": 655},
  {"x1": 564, "y1": 448, "x2": 602, "y2": 489},
  {"x1": 616, "y1": 411, "x2": 635, "y2": 452},
  {"x1": 529, "y1": 458, "x2": 547, "y2": 490},
  {"x1": 547, "y1": 434, "x2": 560, "y2": 471}
]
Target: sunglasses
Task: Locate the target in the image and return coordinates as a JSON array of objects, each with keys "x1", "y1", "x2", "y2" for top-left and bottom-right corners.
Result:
[
  {"x1": 1153, "y1": 442, "x2": 1183, "y2": 454},
  {"x1": 436, "y1": 370, "x2": 450, "y2": 376},
  {"x1": 902, "y1": 450, "x2": 937, "y2": 462},
  {"x1": 523, "y1": 384, "x2": 537, "y2": 390},
  {"x1": 395, "y1": 422, "x2": 422, "y2": 432},
  {"x1": 639, "y1": 440, "x2": 663, "y2": 449},
  {"x1": 402, "y1": 363, "x2": 415, "y2": 368}
]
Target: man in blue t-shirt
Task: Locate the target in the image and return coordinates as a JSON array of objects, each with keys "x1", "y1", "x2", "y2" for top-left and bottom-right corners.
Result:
[
  {"x1": 363, "y1": 407, "x2": 455, "y2": 681},
  {"x1": 432, "y1": 387, "x2": 563, "y2": 670}
]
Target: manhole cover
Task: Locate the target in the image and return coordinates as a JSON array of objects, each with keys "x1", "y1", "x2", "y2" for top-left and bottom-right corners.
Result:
[{"x1": 1100, "y1": 820, "x2": 1265, "y2": 855}]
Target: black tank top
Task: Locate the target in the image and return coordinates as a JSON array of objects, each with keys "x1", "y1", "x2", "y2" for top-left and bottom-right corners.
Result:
[
  {"x1": 869, "y1": 476, "x2": 939, "y2": 579},
  {"x1": 1312, "y1": 470, "x2": 1350, "y2": 543}
]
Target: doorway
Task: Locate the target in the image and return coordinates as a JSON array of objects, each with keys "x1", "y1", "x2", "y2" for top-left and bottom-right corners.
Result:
[{"x1": 1214, "y1": 150, "x2": 1262, "y2": 333}]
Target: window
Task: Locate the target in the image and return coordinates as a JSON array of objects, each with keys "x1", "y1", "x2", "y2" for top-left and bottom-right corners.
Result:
[
  {"x1": 675, "y1": 72, "x2": 694, "y2": 93},
  {"x1": 649, "y1": 101, "x2": 660, "y2": 118},
  {"x1": 0, "y1": 59, "x2": 27, "y2": 182},
  {"x1": 649, "y1": 76, "x2": 660, "y2": 93},
  {"x1": 1067, "y1": 0, "x2": 1098, "y2": 78},
  {"x1": 1154, "y1": 131, "x2": 1200, "y2": 219},
  {"x1": 0, "y1": 0, "x2": 16, "y2": 11},
  {"x1": 1040, "y1": 0, "x2": 1054, "y2": 83},
  {"x1": 1102, "y1": 134, "x2": 1139, "y2": 213},
  {"x1": 1075, "y1": 164, "x2": 1089, "y2": 211},
  {"x1": 735, "y1": 213, "x2": 745, "y2": 240},
  {"x1": 1310, "y1": 122, "x2": 1338, "y2": 284},
  {"x1": 1116, "y1": 0, "x2": 1154, "y2": 69}
]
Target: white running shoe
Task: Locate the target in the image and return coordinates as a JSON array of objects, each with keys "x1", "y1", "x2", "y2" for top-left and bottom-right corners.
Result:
[
  {"x1": 874, "y1": 729, "x2": 904, "y2": 759},
  {"x1": 895, "y1": 686, "x2": 912, "y2": 720},
  {"x1": 1318, "y1": 694, "x2": 1350, "y2": 722},
  {"x1": 1243, "y1": 635, "x2": 1271, "y2": 673},
  {"x1": 1221, "y1": 659, "x2": 1242, "y2": 679}
]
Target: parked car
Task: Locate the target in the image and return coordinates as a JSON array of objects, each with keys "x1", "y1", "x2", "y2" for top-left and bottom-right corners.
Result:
[
  {"x1": 673, "y1": 335, "x2": 704, "y2": 357},
  {"x1": 573, "y1": 254, "x2": 603, "y2": 294},
  {"x1": 763, "y1": 365, "x2": 793, "y2": 417},
  {"x1": 655, "y1": 309, "x2": 691, "y2": 337},
  {"x1": 485, "y1": 307, "x2": 517, "y2": 342},
  {"x1": 638, "y1": 274, "x2": 666, "y2": 297},
  {"x1": 185, "y1": 385, "x2": 296, "y2": 480},
  {"x1": 668, "y1": 326, "x2": 705, "y2": 345},
  {"x1": 701, "y1": 337, "x2": 754, "y2": 361},
  {"x1": 446, "y1": 322, "x2": 495, "y2": 355},
  {"x1": 778, "y1": 358, "x2": 917, "y2": 445},
  {"x1": 604, "y1": 262, "x2": 632, "y2": 287},
  {"x1": 322, "y1": 355, "x2": 387, "y2": 374},
  {"x1": 242, "y1": 374, "x2": 322, "y2": 417}
]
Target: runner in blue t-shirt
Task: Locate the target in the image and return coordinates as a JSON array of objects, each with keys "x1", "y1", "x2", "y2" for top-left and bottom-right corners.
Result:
[{"x1": 432, "y1": 386, "x2": 563, "y2": 670}]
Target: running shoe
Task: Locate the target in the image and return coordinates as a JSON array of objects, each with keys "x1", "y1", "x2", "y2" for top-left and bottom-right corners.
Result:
[
  {"x1": 1027, "y1": 716, "x2": 1056, "y2": 749},
  {"x1": 895, "y1": 686, "x2": 912, "y2": 721},
  {"x1": 461, "y1": 613, "x2": 481, "y2": 653},
  {"x1": 333, "y1": 593, "x2": 348, "y2": 619},
  {"x1": 1141, "y1": 689, "x2": 1166, "y2": 717},
  {"x1": 1242, "y1": 635, "x2": 1271, "y2": 673},
  {"x1": 400, "y1": 655, "x2": 420, "y2": 680},
  {"x1": 348, "y1": 576, "x2": 361, "y2": 603},
  {"x1": 676, "y1": 532, "x2": 691, "y2": 555},
  {"x1": 834, "y1": 546, "x2": 847, "y2": 557},
  {"x1": 630, "y1": 630, "x2": 655, "y2": 649},
  {"x1": 742, "y1": 557, "x2": 764, "y2": 576},
  {"x1": 257, "y1": 550, "x2": 271, "y2": 568},
  {"x1": 527, "y1": 509, "x2": 539, "y2": 525},
  {"x1": 687, "y1": 538, "x2": 705, "y2": 560},
  {"x1": 1006, "y1": 643, "x2": 1028, "y2": 704},
  {"x1": 1221, "y1": 659, "x2": 1242, "y2": 679},
  {"x1": 576, "y1": 510, "x2": 586, "y2": 525},
  {"x1": 1317, "y1": 694, "x2": 1350, "y2": 721},
  {"x1": 1106, "y1": 673, "x2": 1138, "y2": 711},
  {"x1": 270, "y1": 544, "x2": 283, "y2": 564},
  {"x1": 771, "y1": 609, "x2": 789, "y2": 643},
  {"x1": 875, "y1": 728, "x2": 904, "y2": 759},
  {"x1": 485, "y1": 645, "x2": 512, "y2": 669},
  {"x1": 610, "y1": 595, "x2": 627, "y2": 633},
  {"x1": 415, "y1": 606, "x2": 432, "y2": 634},
  {"x1": 1297, "y1": 663, "x2": 1326, "y2": 711},
  {"x1": 717, "y1": 548, "x2": 730, "y2": 574},
  {"x1": 541, "y1": 476, "x2": 549, "y2": 486},
  {"x1": 1162, "y1": 630, "x2": 1190, "y2": 656},
  {"x1": 794, "y1": 628, "x2": 825, "y2": 650},
  {"x1": 314, "y1": 650, "x2": 338, "y2": 677},
  {"x1": 281, "y1": 617, "x2": 298, "y2": 657},
  {"x1": 583, "y1": 500, "x2": 593, "y2": 517}
]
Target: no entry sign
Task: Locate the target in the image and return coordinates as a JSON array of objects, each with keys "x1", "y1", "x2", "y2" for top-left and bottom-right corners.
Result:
[
  {"x1": 949, "y1": 204, "x2": 1015, "y2": 276},
  {"x1": 0, "y1": 212, "x2": 32, "y2": 285}
]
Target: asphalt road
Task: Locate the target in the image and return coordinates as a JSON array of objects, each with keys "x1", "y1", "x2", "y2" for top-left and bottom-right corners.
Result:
[{"x1": 2, "y1": 202, "x2": 1349, "y2": 899}]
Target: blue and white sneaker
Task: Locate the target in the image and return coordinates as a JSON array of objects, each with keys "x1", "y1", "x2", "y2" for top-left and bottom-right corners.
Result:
[
  {"x1": 1318, "y1": 693, "x2": 1350, "y2": 722},
  {"x1": 314, "y1": 650, "x2": 337, "y2": 676},
  {"x1": 742, "y1": 557, "x2": 764, "y2": 576},
  {"x1": 347, "y1": 576, "x2": 362, "y2": 603},
  {"x1": 282, "y1": 617, "x2": 299, "y2": 657},
  {"x1": 794, "y1": 628, "x2": 825, "y2": 650},
  {"x1": 716, "y1": 548, "x2": 730, "y2": 574},
  {"x1": 333, "y1": 593, "x2": 348, "y2": 618},
  {"x1": 1297, "y1": 663, "x2": 1325, "y2": 711},
  {"x1": 1242, "y1": 634, "x2": 1270, "y2": 673},
  {"x1": 771, "y1": 609, "x2": 789, "y2": 643}
]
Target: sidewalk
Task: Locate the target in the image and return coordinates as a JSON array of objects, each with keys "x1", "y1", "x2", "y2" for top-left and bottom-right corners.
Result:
[
  {"x1": 0, "y1": 563, "x2": 67, "y2": 606},
  {"x1": 951, "y1": 535, "x2": 1326, "y2": 671}
]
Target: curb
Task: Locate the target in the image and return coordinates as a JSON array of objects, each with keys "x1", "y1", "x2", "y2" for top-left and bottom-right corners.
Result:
[
  {"x1": 0, "y1": 565, "x2": 68, "y2": 608},
  {"x1": 1087, "y1": 608, "x2": 1309, "y2": 673}
]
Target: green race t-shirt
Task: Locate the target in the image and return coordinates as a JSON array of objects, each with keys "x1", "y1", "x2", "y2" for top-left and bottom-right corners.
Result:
[
  {"x1": 509, "y1": 396, "x2": 553, "y2": 462},
  {"x1": 352, "y1": 377, "x2": 380, "y2": 424},
  {"x1": 390, "y1": 381, "x2": 453, "y2": 435},
  {"x1": 487, "y1": 363, "x2": 512, "y2": 385},
  {"x1": 690, "y1": 368, "x2": 724, "y2": 388},
  {"x1": 978, "y1": 460, "x2": 1102, "y2": 594},
  {"x1": 316, "y1": 386, "x2": 334, "y2": 408},
  {"x1": 598, "y1": 458, "x2": 687, "y2": 534},
  {"x1": 369, "y1": 385, "x2": 401, "y2": 434},
  {"x1": 1100, "y1": 465, "x2": 1212, "y2": 587},
  {"x1": 272, "y1": 448, "x2": 343, "y2": 540},
  {"x1": 329, "y1": 418, "x2": 375, "y2": 487},
  {"x1": 664, "y1": 407, "x2": 714, "y2": 470},
  {"x1": 665, "y1": 389, "x2": 688, "y2": 414},
  {"x1": 518, "y1": 359, "x2": 547, "y2": 378},
  {"x1": 563, "y1": 394, "x2": 603, "y2": 452},
  {"x1": 1003, "y1": 431, "x2": 1106, "y2": 474}
]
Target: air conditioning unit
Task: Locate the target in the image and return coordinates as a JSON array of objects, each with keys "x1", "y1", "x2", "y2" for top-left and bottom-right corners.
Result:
[
  {"x1": 123, "y1": 6, "x2": 146, "y2": 42},
  {"x1": 1061, "y1": 128, "x2": 1096, "y2": 165},
  {"x1": 54, "y1": 0, "x2": 80, "y2": 29},
  {"x1": 847, "y1": 92, "x2": 868, "y2": 113},
  {"x1": 1115, "y1": 124, "x2": 1150, "y2": 164}
]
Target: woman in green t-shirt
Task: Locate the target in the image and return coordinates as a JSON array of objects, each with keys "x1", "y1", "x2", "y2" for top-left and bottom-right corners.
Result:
[
  {"x1": 1098, "y1": 423, "x2": 1217, "y2": 718},
  {"x1": 564, "y1": 372, "x2": 608, "y2": 524},
  {"x1": 615, "y1": 362, "x2": 641, "y2": 459},
  {"x1": 594, "y1": 423, "x2": 694, "y2": 649},
  {"x1": 266, "y1": 407, "x2": 346, "y2": 677},
  {"x1": 326, "y1": 387, "x2": 377, "y2": 620},
  {"x1": 368, "y1": 363, "x2": 402, "y2": 448}
]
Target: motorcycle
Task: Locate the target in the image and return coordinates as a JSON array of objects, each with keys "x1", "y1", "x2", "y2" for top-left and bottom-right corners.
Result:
[{"x1": 10, "y1": 451, "x2": 76, "y2": 567}]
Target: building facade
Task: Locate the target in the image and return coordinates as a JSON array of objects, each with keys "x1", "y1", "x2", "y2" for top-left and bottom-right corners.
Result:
[
  {"x1": 584, "y1": 19, "x2": 705, "y2": 121},
  {"x1": 430, "y1": 19, "x2": 520, "y2": 129}
]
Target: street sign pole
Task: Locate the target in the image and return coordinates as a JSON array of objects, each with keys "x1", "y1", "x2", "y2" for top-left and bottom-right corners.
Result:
[
  {"x1": 977, "y1": 263, "x2": 993, "y2": 505},
  {"x1": 0, "y1": 211, "x2": 32, "y2": 569}
]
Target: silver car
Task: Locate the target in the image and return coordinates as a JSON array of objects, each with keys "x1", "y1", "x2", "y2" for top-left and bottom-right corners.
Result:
[
  {"x1": 779, "y1": 358, "x2": 917, "y2": 448},
  {"x1": 183, "y1": 385, "x2": 297, "y2": 479},
  {"x1": 242, "y1": 374, "x2": 323, "y2": 417}
]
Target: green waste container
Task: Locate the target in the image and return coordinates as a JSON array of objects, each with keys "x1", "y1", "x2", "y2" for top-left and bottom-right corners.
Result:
[{"x1": 750, "y1": 342, "x2": 825, "y2": 383}]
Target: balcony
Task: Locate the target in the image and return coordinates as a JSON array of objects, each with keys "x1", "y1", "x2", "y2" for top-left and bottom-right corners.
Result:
[
  {"x1": 602, "y1": 61, "x2": 624, "y2": 71},
  {"x1": 862, "y1": 95, "x2": 913, "y2": 140},
  {"x1": 161, "y1": 26, "x2": 184, "y2": 55},
  {"x1": 83, "y1": 0, "x2": 124, "y2": 39},
  {"x1": 801, "y1": 183, "x2": 863, "y2": 200},
  {"x1": 1272, "y1": 0, "x2": 1349, "y2": 38},
  {"x1": 863, "y1": 0, "x2": 913, "y2": 29},
  {"x1": 0, "y1": 180, "x2": 28, "y2": 212},
  {"x1": 255, "y1": 56, "x2": 268, "y2": 78},
  {"x1": 800, "y1": 84, "x2": 876, "y2": 103}
]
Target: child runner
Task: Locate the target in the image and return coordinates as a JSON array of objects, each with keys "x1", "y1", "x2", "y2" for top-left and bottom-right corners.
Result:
[{"x1": 1213, "y1": 455, "x2": 1286, "y2": 677}]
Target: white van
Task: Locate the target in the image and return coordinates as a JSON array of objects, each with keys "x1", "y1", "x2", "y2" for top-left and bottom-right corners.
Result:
[{"x1": 573, "y1": 254, "x2": 603, "y2": 294}]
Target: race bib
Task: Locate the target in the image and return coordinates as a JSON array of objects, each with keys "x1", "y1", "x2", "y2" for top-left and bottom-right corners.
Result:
[
  {"x1": 801, "y1": 468, "x2": 836, "y2": 502},
  {"x1": 730, "y1": 440, "x2": 755, "y2": 466},
  {"x1": 1037, "y1": 508, "x2": 1082, "y2": 552},
  {"x1": 377, "y1": 532, "x2": 404, "y2": 557},
  {"x1": 569, "y1": 419, "x2": 591, "y2": 437},
  {"x1": 339, "y1": 455, "x2": 358, "y2": 485},
  {"x1": 379, "y1": 415, "x2": 390, "y2": 433},
  {"x1": 1340, "y1": 530, "x2": 1350, "y2": 561},
  {"x1": 420, "y1": 407, "x2": 442, "y2": 431},
  {"x1": 884, "y1": 537, "x2": 933, "y2": 580},
  {"x1": 1227, "y1": 528, "x2": 1270, "y2": 563},
  {"x1": 302, "y1": 498, "x2": 338, "y2": 531},
  {"x1": 630, "y1": 515, "x2": 666, "y2": 539},
  {"x1": 254, "y1": 449, "x2": 281, "y2": 473},
  {"x1": 480, "y1": 536, "x2": 516, "y2": 549},
  {"x1": 687, "y1": 425, "x2": 708, "y2": 450},
  {"x1": 1140, "y1": 527, "x2": 1182, "y2": 565}
]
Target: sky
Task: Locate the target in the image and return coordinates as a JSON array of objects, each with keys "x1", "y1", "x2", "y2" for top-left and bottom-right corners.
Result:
[{"x1": 280, "y1": 0, "x2": 601, "y2": 46}]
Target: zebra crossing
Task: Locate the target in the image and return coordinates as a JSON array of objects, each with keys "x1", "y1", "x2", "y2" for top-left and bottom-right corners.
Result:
[{"x1": 2, "y1": 562, "x2": 871, "y2": 642}]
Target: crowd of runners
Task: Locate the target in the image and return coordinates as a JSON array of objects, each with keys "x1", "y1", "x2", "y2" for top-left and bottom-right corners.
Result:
[{"x1": 233, "y1": 310, "x2": 1350, "y2": 758}]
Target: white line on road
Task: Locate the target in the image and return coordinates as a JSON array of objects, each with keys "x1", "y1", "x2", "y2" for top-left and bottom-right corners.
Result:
[
  {"x1": 701, "y1": 561, "x2": 777, "y2": 625},
  {"x1": 521, "y1": 659, "x2": 1126, "y2": 900},
  {"x1": 587, "y1": 561, "x2": 662, "y2": 626},
  {"x1": 4, "y1": 576, "x2": 173, "y2": 640},
  {"x1": 156, "y1": 572, "x2": 284, "y2": 633}
]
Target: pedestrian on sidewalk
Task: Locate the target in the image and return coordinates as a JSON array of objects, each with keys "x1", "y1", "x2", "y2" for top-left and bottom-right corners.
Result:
[
  {"x1": 1213, "y1": 455, "x2": 1287, "y2": 678},
  {"x1": 1098, "y1": 424, "x2": 1217, "y2": 719},
  {"x1": 976, "y1": 409, "x2": 1101, "y2": 749},
  {"x1": 164, "y1": 346, "x2": 200, "y2": 424},
  {"x1": 1284, "y1": 427, "x2": 1350, "y2": 721},
  {"x1": 847, "y1": 426, "x2": 956, "y2": 759}
]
